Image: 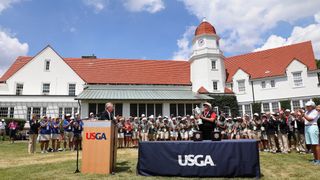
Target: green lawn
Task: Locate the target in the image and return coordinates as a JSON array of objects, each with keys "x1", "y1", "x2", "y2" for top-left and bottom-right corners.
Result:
[{"x1": 0, "y1": 141, "x2": 319, "y2": 180}]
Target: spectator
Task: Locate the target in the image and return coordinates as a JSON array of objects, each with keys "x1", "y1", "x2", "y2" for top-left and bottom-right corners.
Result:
[
  {"x1": 28, "y1": 114, "x2": 40, "y2": 154},
  {"x1": 132, "y1": 117, "x2": 140, "y2": 147},
  {"x1": 294, "y1": 110, "x2": 306, "y2": 153},
  {"x1": 303, "y1": 101, "x2": 320, "y2": 165},
  {"x1": 63, "y1": 114, "x2": 74, "y2": 151},
  {"x1": 117, "y1": 118, "x2": 125, "y2": 148},
  {"x1": 8, "y1": 120, "x2": 18, "y2": 143},
  {"x1": 140, "y1": 117, "x2": 149, "y2": 142},
  {"x1": 39, "y1": 116, "x2": 51, "y2": 153},
  {"x1": 0, "y1": 119, "x2": 6, "y2": 141},
  {"x1": 51, "y1": 117, "x2": 61, "y2": 152},
  {"x1": 73, "y1": 114, "x2": 83, "y2": 151},
  {"x1": 124, "y1": 118, "x2": 133, "y2": 148},
  {"x1": 277, "y1": 112, "x2": 289, "y2": 153}
]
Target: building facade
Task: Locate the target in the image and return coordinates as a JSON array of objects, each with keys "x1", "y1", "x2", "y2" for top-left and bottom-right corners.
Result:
[{"x1": 0, "y1": 20, "x2": 319, "y2": 120}]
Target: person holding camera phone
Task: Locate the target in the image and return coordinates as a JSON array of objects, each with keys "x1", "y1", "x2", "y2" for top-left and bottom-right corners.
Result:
[{"x1": 63, "y1": 114, "x2": 74, "y2": 151}]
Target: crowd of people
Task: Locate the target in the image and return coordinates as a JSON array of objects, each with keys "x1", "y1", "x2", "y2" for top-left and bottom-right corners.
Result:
[
  {"x1": 0, "y1": 101, "x2": 319, "y2": 165},
  {"x1": 26, "y1": 113, "x2": 84, "y2": 154}
]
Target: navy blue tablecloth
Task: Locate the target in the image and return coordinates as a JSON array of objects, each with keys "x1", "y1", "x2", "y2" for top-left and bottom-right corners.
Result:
[{"x1": 137, "y1": 140, "x2": 260, "y2": 178}]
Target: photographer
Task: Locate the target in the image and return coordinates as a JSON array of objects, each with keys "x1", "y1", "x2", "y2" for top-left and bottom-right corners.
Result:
[
  {"x1": 73, "y1": 115, "x2": 83, "y2": 151},
  {"x1": 63, "y1": 114, "x2": 74, "y2": 151},
  {"x1": 295, "y1": 110, "x2": 306, "y2": 153},
  {"x1": 39, "y1": 116, "x2": 50, "y2": 153}
]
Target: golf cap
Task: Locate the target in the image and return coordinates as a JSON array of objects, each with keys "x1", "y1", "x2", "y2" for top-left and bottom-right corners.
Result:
[
  {"x1": 285, "y1": 109, "x2": 291, "y2": 112},
  {"x1": 253, "y1": 113, "x2": 259, "y2": 116},
  {"x1": 70, "y1": 117, "x2": 75, "y2": 120},
  {"x1": 66, "y1": 114, "x2": 71, "y2": 117},
  {"x1": 141, "y1": 114, "x2": 146, "y2": 117},
  {"x1": 203, "y1": 102, "x2": 212, "y2": 108},
  {"x1": 305, "y1": 101, "x2": 315, "y2": 107},
  {"x1": 149, "y1": 115, "x2": 154, "y2": 119},
  {"x1": 1, "y1": 119, "x2": 4, "y2": 121},
  {"x1": 142, "y1": 117, "x2": 147, "y2": 121}
]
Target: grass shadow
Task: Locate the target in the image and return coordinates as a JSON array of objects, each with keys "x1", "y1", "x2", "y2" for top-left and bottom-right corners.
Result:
[{"x1": 116, "y1": 160, "x2": 131, "y2": 172}]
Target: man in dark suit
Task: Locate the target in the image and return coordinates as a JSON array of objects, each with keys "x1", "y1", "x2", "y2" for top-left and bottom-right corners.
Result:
[{"x1": 99, "y1": 102, "x2": 114, "y2": 121}]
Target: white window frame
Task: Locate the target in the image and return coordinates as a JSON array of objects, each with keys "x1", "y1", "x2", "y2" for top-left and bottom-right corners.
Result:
[
  {"x1": 212, "y1": 81, "x2": 218, "y2": 91},
  {"x1": 44, "y1": 59, "x2": 50, "y2": 71},
  {"x1": 211, "y1": 60, "x2": 217, "y2": 70},
  {"x1": 237, "y1": 80, "x2": 245, "y2": 93},
  {"x1": 292, "y1": 72, "x2": 303, "y2": 87},
  {"x1": 42, "y1": 83, "x2": 50, "y2": 95},
  {"x1": 271, "y1": 102, "x2": 279, "y2": 113},
  {"x1": 270, "y1": 80, "x2": 275, "y2": 88},
  {"x1": 262, "y1": 103, "x2": 270, "y2": 112},
  {"x1": 15, "y1": 83, "x2": 24, "y2": 95},
  {"x1": 68, "y1": 83, "x2": 76, "y2": 96},
  {"x1": 261, "y1": 81, "x2": 266, "y2": 88}
]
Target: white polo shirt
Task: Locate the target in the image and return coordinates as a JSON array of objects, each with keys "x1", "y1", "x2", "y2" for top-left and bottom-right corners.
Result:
[
  {"x1": 304, "y1": 109, "x2": 319, "y2": 125},
  {"x1": 0, "y1": 121, "x2": 6, "y2": 129}
]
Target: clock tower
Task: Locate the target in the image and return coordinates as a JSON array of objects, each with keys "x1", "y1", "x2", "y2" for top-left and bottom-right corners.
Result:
[{"x1": 190, "y1": 18, "x2": 226, "y2": 94}]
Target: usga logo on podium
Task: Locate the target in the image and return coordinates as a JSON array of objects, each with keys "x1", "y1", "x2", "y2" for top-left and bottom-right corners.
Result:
[
  {"x1": 178, "y1": 155, "x2": 216, "y2": 167},
  {"x1": 85, "y1": 132, "x2": 107, "y2": 140}
]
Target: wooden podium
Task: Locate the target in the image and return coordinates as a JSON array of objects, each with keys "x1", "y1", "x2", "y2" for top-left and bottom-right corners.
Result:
[{"x1": 82, "y1": 120, "x2": 117, "y2": 174}]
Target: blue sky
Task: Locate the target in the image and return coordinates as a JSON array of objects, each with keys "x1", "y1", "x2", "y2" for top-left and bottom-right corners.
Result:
[{"x1": 0, "y1": 0, "x2": 320, "y2": 76}]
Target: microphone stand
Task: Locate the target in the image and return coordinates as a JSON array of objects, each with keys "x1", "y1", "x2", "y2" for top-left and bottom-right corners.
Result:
[{"x1": 75, "y1": 134, "x2": 80, "y2": 173}]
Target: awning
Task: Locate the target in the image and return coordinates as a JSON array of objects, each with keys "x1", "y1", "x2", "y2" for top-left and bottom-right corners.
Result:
[{"x1": 76, "y1": 85, "x2": 213, "y2": 100}]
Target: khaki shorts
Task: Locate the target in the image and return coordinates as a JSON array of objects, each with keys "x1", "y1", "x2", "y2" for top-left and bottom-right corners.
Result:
[
  {"x1": 64, "y1": 131, "x2": 74, "y2": 142},
  {"x1": 39, "y1": 134, "x2": 50, "y2": 141},
  {"x1": 51, "y1": 134, "x2": 61, "y2": 140}
]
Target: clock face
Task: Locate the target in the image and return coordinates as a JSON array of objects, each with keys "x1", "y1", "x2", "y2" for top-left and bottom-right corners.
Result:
[{"x1": 198, "y1": 39, "x2": 205, "y2": 47}]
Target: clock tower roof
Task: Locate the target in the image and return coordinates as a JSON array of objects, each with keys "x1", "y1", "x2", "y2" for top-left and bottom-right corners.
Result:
[{"x1": 195, "y1": 19, "x2": 216, "y2": 36}]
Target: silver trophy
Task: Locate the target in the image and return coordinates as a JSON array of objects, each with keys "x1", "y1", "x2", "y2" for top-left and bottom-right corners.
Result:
[{"x1": 193, "y1": 105, "x2": 203, "y2": 125}]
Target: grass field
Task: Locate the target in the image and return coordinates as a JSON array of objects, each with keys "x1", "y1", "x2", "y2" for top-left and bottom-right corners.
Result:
[{"x1": 0, "y1": 141, "x2": 319, "y2": 180}]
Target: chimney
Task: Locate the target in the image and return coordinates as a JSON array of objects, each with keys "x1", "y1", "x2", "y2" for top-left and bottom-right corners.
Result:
[{"x1": 81, "y1": 54, "x2": 97, "y2": 59}]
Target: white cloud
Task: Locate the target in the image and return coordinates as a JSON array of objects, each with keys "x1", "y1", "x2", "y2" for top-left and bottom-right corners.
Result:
[
  {"x1": 315, "y1": 12, "x2": 320, "y2": 24},
  {"x1": 254, "y1": 15, "x2": 320, "y2": 58},
  {"x1": 83, "y1": 0, "x2": 108, "y2": 13},
  {"x1": 177, "y1": 0, "x2": 320, "y2": 56},
  {"x1": 172, "y1": 26, "x2": 196, "y2": 60},
  {"x1": 123, "y1": 0, "x2": 165, "y2": 13},
  {"x1": 0, "y1": 0, "x2": 21, "y2": 14},
  {"x1": 0, "y1": 30, "x2": 28, "y2": 77}
]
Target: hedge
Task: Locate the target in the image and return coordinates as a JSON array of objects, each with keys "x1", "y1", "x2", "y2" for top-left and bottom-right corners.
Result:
[{"x1": 208, "y1": 94, "x2": 239, "y2": 116}]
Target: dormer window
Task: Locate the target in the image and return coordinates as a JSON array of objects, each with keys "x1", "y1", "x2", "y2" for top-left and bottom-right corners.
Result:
[
  {"x1": 292, "y1": 72, "x2": 303, "y2": 87},
  {"x1": 211, "y1": 60, "x2": 217, "y2": 70},
  {"x1": 238, "y1": 80, "x2": 245, "y2": 92},
  {"x1": 45, "y1": 60, "x2": 50, "y2": 71}
]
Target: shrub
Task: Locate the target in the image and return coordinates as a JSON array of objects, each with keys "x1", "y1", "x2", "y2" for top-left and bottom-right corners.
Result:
[
  {"x1": 280, "y1": 100, "x2": 291, "y2": 110},
  {"x1": 208, "y1": 95, "x2": 239, "y2": 116},
  {"x1": 312, "y1": 97, "x2": 320, "y2": 106},
  {"x1": 252, "y1": 102, "x2": 261, "y2": 114}
]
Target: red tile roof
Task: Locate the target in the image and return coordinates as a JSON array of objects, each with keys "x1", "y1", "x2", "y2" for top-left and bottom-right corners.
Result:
[
  {"x1": 224, "y1": 41, "x2": 317, "y2": 82},
  {"x1": 0, "y1": 56, "x2": 191, "y2": 85},
  {"x1": 0, "y1": 56, "x2": 31, "y2": 82},
  {"x1": 224, "y1": 88, "x2": 234, "y2": 94},
  {"x1": 63, "y1": 58, "x2": 191, "y2": 85},
  {"x1": 195, "y1": 21, "x2": 216, "y2": 36},
  {"x1": 0, "y1": 41, "x2": 317, "y2": 87},
  {"x1": 197, "y1": 86, "x2": 209, "y2": 94}
]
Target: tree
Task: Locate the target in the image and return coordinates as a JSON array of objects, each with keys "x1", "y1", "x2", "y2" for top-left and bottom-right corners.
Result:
[
  {"x1": 208, "y1": 95, "x2": 239, "y2": 116},
  {"x1": 280, "y1": 100, "x2": 291, "y2": 110},
  {"x1": 316, "y1": 59, "x2": 320, "y2": 69},
  {"x1": 252, "y1": 102, "x2": 262, "y2": 114}
]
